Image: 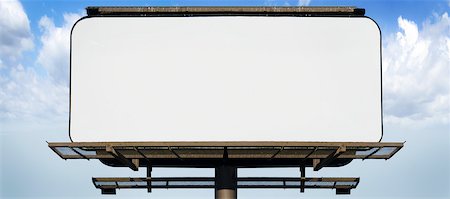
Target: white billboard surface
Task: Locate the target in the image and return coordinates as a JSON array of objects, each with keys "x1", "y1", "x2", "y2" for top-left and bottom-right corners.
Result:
[{"x1": 70, "y1": 17, "x2": 382, "y2": 142}]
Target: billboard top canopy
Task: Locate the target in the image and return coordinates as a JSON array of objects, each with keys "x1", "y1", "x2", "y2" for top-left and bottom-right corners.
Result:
[{"x1": 85, "y1": 6, "x2": 365, "y2": 17}]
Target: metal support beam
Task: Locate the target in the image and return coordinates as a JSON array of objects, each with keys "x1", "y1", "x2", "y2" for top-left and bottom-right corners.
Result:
[
  {"x1": 313, "y1": 146, "x2": 346, "y2": 171},
  {"x1": 168, "y1": 147, "x2": 182, "y2": 160},
  {"x1": 147, "y1": 165, "x2": 152, "y2": 193},
  {"x1": 300, "y1": 165, "x2": 305, "y2": 193},
  {"x1": 215, "y1": 165, "x2": 237, "y2": 199},
  {"x1": 106, "y1": 146, "x2": 139, "y2": 171},
  {"x1": 304, "y1": 147, "x2": 317, "y2": 159},
  {"x1": 93, "y1": 177, "x2": 359, "y2": 189},
  {"x1": 387, "y1": 144, "x2": 404, "y2": 159},
  {"x1": 101, "y1": 188, "x2": 116, "y2": 195},
  {"x1": 134, "y1": 147, "x2": 151, "y2": 163},
  {"x1": 336, "y1": 188, "x2": 351, "y2": 195},
  {"x1": 86, "y1": 6, "x2": 366, "y2": 17},
  {"x1": 270, "y1": 146, "x2": 284, "y2": 159},
  {"x1": 71, "y1": 148, "x2": 89, "y2": 160},
  {"x1": 132, "y1": 159, "x2": 140, "y2": 169},
  {"x1": 312, "y1": 159, "x2": 320, "y2": 169},
  {"x1": 363, "y1": 147, "x2": 382, "y2": 160},
  {"x1": 223, "y1": 147, "x2": 229, "y2": 159}
]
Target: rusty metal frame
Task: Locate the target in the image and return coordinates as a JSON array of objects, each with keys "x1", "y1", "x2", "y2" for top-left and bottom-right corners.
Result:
[
  {"x1": 50, "y1": 142, "x2": 399, "y2": 196},
  {"x1": 92, "y1": 176, "x2": 359, "y2": 190},
  {"x1": 48, "y1": 141, "x2": 403, "y2": 169},
  {"x1": 49, "y1": 141, "x2": 404, "y2": 148},
  {"x1": 85, "y1": 6, "x2": 365, "y2": 17}
]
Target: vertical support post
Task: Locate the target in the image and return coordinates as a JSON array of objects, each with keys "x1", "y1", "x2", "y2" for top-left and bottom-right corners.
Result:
[
  {"x1": 147, "y1": 165, "x2": 152, "y2": 193},
  {"x1": 300, "y1": 165, "x2": 305, "y2": 193},
  {"x1": 215, "y1": 165, "x2": 237, "y2": 199}
]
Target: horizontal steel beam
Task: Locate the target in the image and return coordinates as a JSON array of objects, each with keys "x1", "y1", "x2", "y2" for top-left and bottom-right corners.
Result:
[
  {"x1": 48, "y1": 141, "x2": 404, "y2": 148},
  {"x1": 93, "y1": 177, "x2": 359, "y2": 189},
  {"x1": 86, "y1": 6, "x2": 365, "y2": 17}
]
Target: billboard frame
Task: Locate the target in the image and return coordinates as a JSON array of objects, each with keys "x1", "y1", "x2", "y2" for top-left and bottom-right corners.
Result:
[{"x1": 68, "y1": 6, "x2": 384, "y2": 143}]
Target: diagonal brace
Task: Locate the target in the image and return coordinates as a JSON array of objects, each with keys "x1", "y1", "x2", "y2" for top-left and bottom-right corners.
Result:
[
  {"x1": 106, "y1": 145, "x2": 139, "y2": 171},
  {"x1": 313, "y1": 146, "x2": 346, "y2": 171}
]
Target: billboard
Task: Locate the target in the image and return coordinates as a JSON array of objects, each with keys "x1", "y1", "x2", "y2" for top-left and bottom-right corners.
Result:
[{"x1": 70, "y1": 16, "x2": 382, "y2": 142}]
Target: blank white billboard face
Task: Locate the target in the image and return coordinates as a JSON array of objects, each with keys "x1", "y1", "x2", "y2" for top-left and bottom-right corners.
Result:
[{"x1": 70, "y1": 16, "x2": 382, "y2": 142}]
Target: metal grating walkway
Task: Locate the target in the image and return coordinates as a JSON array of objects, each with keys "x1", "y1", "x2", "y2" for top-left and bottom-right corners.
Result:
[
  {"x1": 49, "y1": 141, "x2": 403, "y2": 169},
  {"x1": 93, "y1": 177, "x2": 359, "y2": 195}
]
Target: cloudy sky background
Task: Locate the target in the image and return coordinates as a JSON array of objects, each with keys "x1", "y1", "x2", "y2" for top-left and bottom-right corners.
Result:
[{"x1": 0, "y1": 0, "x2": 449, "y2": 198}]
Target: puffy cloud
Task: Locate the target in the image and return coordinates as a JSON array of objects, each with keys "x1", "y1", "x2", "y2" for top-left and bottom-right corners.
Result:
[
  {"x1": 0, "y1": 0, "x2": 33, "y2": 64},
  {"x1": 0, "y1": 64, "x2": 68, "y2": 121},
  {"x1": 0, "y1": 4, "x2": 83, "y2": 122},
  {"x1": 383, "y1": 13, "x2": 450, "y2": 126},
  {"x1": 37, "y1": 13, "x2": 82, "y2": 85}
]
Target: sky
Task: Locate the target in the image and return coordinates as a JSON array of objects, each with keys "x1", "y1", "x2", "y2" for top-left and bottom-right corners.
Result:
[{"x1": 0, "y1": 0, "x2": 449, "y2": 198}]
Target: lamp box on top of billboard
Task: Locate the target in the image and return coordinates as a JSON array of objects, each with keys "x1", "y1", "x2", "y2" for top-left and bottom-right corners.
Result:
[{"x1": 69, "y1": 15, "x2": 382, "y2": 142}]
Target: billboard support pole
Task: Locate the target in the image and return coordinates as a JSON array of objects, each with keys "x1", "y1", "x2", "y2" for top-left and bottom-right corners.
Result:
[
  {"x1": 300, "y1": 165, "x2": 305, "y2": 193},
  {"x1": 147, "y1": 165, "x2": 152, "y2": 193},
  {"x1": 215, "y1": 165, "x2": 237, "y2": 199}
]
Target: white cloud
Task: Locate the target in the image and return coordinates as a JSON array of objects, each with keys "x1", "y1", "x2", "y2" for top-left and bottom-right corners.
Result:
[
  {"x1": 0, "y1": 64, "x2": 68, "y2": 122},
  {"x1": 0, "y1": 0, "x2": 83, "y2": 123},
  {"x1": 37, "y1": 13, "x2": 82, "y2": 85},
  {"x1": 383, "y1": 13, "x2": 450, "y2": 126},
  {"x1": 0, "y1": 0, "x2": 33, "y2": 64},
  {"x1": 298, "y1": 0, "x2": 311, "y2": 6}
]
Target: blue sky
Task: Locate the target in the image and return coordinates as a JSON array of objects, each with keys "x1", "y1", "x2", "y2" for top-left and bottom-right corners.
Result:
[{"x1": 1, "y1": 0, "x2": 449, "y2": 198}]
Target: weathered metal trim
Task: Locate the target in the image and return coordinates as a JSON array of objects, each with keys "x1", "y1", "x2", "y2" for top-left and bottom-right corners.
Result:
[
  {"x1": 92, "y1": 177, "x2": 359, "y2": 189},
  {"x1": 49, "y1": 141, "x2": 404, "y2": 148},
  {"x1": 86, "y1": 6, "x2": 365, "y2": 17}
]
